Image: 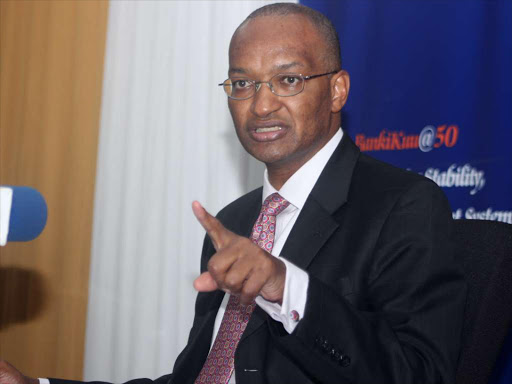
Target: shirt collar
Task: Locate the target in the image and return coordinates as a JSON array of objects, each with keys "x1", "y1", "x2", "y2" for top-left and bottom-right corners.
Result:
[{"x1": 262, "y1": 128, "x2": 343, "y2": 209}]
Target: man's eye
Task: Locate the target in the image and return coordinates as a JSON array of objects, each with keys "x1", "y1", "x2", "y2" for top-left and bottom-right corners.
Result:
[
  {"x1": 233, "y1": 80, "x2": 251, "y2": 89},
  {"x1": 283, "y1": 76, "x2": 299, "y2": 85}
]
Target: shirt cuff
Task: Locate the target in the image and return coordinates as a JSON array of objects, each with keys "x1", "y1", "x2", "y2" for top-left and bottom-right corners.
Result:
[
  {"x1": 255, "y1": 257, "x2": 309, "y2": 334},
  {"x1": 39, "y1": 379, "x2": 50, "y2": 384}
]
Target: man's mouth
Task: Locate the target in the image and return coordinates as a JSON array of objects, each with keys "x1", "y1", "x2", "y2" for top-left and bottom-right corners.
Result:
[
  {"x1": 255, "y1": 126, "x2": 283, "y2": 133},
  {"x1": 248, "y1": 123, "x2": 288, "y2": 142}
]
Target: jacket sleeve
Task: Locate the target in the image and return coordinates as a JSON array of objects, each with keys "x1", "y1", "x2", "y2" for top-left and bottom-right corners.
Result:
[{"x1": 267, "y1": 180, "x2": 467, "y2": 384}]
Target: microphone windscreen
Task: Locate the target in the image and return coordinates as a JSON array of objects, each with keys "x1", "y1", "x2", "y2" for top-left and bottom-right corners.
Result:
[{"x1": 6, "y1": 186, "x2": 48, "y2": 242}]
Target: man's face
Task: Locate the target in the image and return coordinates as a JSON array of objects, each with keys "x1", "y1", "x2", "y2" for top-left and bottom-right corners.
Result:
[{"x1": 227, "y1": 15, "x2": 348, "y2": 171}]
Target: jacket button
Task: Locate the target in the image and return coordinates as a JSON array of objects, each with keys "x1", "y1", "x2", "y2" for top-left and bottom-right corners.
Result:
[
  {"x1": 315, "y1": 336, "x2": 325, "y2": 346},
  {"x1": 340, "y1": 355, "x2": 351, "y2": 367},
  {"x1": 321, "y1": 340, "x2": 330, "y2": 352}
]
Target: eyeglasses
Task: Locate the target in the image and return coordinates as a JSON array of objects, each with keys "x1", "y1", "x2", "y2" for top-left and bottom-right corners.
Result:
[{"x1": 218, "y1": 71, "x2": 338, "y2": 100}]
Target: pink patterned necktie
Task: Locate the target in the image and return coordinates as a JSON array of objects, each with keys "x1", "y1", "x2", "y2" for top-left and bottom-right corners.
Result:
[{"x1": 195, "y1": 192, "x2": 290, "y2": 384}]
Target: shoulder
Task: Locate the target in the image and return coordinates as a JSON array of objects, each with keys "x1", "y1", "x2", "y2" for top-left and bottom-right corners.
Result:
[
  {"x1": 354, "y1": 153, "x2": 442, "y2": 194},
  {"x1": 349, "y1": 153, "x2": 451, "y2": 215},
  {"x1": 355, "y1": 153, "x2": 426, "y2": 188}
]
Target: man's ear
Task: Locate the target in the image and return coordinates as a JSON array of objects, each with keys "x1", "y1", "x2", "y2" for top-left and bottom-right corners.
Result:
[{"x1": 331, "y1": 70, "x2": 350, "y2": 113}]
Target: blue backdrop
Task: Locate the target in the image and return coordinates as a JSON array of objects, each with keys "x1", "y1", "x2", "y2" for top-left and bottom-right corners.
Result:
[{"x1": 301, "y1": 0, "x2": 512, "y2": 382}]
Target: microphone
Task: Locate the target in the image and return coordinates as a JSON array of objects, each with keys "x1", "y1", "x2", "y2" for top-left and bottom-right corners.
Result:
[{"x1": 0, "y1": 186, "x2": 48, "y2": 246}]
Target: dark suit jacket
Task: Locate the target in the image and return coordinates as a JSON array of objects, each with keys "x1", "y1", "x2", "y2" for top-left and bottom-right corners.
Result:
[{"x1": 51, "y1": 134, "x2": 466, "y2": 384}]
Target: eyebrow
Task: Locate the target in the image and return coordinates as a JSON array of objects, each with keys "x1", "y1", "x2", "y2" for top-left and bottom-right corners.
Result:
[
  {"x1": 228, "y1": 61, "x2": 306, "y2": 76},
  {"x1": 274, "y1": 61, "x2": 305, "y2": 71},
  {"x1": 229, "y1": 67, "x2": 248, "y2": 75}
]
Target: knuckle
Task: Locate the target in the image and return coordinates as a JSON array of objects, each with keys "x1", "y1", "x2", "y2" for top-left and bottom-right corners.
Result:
[
  {"x1": 207, "y1": 258, "x2": 221, "y2": 274},
  {"x1": 208, "y1": 263, "x2": 221, "y2": 275},
  {"x1": 225, "y1": 277, "x2": 239, "y2": 289},
  {"x1": 242, "y1": 284, "x2": 258, "y2": 299}
]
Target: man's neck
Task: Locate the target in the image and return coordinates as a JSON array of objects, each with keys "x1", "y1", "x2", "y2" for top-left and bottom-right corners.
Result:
[
  {"x1": 267, "y1": 165, "x2": 298, "y2": 191},
  {"x1": 266, "y1": 129, "x2": 340, "y2": 190}
]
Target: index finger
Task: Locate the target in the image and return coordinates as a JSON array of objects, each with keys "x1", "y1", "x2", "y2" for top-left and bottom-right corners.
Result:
[{"x1": 192, "y1": 201, "x2": 231, "y2": 250}]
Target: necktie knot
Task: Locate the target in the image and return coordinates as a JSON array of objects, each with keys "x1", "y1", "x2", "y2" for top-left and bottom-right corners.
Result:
[
  {"x1": 251, "y1": 193, "x2": 289, "y2": 252},
  {"x1": 262, "y1": 192, "x2": 290, "y2": 216}
]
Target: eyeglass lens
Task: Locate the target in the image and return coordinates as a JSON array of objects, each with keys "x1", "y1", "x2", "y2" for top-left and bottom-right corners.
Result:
[{"x1": 224, "y1": 74, "x2": 305, "y2": 99}]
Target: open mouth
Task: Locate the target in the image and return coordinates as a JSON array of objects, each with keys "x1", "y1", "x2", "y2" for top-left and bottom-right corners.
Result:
[
  {"x1": 255, "y1": 126, "x2": 283, "y2": 133},
  {"x1": 249, "y1": 123, "x2": 288, "y2": 142}
]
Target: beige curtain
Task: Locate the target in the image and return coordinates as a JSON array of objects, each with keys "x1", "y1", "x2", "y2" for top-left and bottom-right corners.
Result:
[{"x1": 0, "y1": 0, "x2": 108, "y2": 379}]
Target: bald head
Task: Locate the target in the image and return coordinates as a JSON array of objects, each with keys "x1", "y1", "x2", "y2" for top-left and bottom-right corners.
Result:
[{"x1": 232, "y1": 3, "x2": 341, "y2": 70}]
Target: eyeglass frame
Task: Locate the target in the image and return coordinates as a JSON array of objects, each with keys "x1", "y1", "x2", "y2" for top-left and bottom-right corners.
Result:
[{"x1": 218, "y1": 70, "x2": 339, "y2": 100}]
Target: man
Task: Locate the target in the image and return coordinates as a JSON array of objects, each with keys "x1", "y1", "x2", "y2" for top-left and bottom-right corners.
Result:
[{"x1": 0, "y1": 3, "x2": 466, "y2": 384}]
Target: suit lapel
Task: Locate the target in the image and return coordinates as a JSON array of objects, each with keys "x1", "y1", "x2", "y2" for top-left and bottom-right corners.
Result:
[
  {"x1": 282, "y1": 133, "x2": 360, "y2": 267},
  {"x1": 280, "y1": 199, "x2": 339, "y2": 269},
  {"x1": 242, "y1": 134, "x2": 360, "y2": 341}
]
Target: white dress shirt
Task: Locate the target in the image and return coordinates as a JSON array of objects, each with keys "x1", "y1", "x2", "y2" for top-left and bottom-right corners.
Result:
[{"x1": 40, "y1": 129, "x2": 343, "y2": 384}]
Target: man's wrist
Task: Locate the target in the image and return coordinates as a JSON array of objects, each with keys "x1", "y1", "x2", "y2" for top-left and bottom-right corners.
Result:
[{"x1": 256, "y1": 257, "x2": 309, "y2": 334}]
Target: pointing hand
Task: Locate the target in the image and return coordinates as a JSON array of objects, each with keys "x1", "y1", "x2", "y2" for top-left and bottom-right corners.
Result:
[{"x1": 192, "y1": 201, "x2": 286, "y2": 305}]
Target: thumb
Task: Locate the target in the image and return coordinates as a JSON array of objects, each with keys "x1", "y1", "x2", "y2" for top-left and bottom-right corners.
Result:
[{"x1": 193, "y1": 271, "x2": 218, "y2": 292}]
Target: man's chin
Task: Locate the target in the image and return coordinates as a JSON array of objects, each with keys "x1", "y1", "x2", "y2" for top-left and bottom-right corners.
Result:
[{"x1": 248, "y1": 148, "x2": 294, "y2": 168}]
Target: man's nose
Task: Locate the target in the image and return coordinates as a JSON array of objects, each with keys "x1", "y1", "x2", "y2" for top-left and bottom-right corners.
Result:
[{"x1": 250, "y1": 82, "x2": 281, "y2": 118}]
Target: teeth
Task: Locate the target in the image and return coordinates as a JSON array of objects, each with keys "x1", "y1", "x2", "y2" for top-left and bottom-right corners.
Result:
[{"x1": 256, "y1": 126, "x2": 282, "y2": 133}]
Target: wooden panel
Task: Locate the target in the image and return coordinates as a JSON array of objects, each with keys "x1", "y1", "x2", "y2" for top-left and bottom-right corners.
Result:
[{"x1": 0, "y1": 0, "x2": 109, "y2": 378}]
